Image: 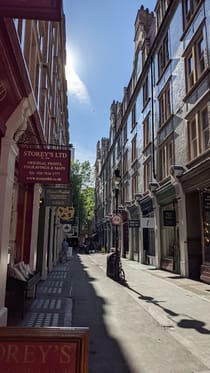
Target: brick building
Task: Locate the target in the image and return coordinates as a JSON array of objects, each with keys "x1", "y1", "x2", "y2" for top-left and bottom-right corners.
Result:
[{"x1": 0, "y1": 2, "x2": 69, "y2": 325}]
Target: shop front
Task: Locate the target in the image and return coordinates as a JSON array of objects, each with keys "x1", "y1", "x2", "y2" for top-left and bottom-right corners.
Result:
[
  {"x1": 180, "y1": 157, "x2": 210, "y2": 282},
  {"x1": 156, "y1": 183, "x2": 180, "y2": 274},
  {"x1": 140, "y1": 197, "x2": 155, "y2": 265},
  {"x1": 127, "y1": 205, "x2": 140, "y2": 261}
]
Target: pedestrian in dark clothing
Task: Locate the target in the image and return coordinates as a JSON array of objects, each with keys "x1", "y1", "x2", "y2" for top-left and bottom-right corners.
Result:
[{"x1": 61, "y1": 238, "x2": 68, "y2": 262}]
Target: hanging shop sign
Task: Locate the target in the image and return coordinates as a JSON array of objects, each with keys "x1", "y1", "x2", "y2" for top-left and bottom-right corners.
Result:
[
  {"x1": 66, "y1": 225, "x2": 79, "y2": 238},
  {"x1": 0, "y1": 327, "x2": 89, "y2": 373},
  {"x1": 203, "y1": 192, "x2": 210, "y2": 212},
  {"x1": 0, "y1": 0, "x2": 62, "y2": 21},
  {"x1": 140, "y1": 217, "x2": 154, "y2": 228},
  {"x1": 56, "y1": 206, "x2": 75, "y2": 221},
  {"x1": 112, "y1": 214, "x2": 122, "y2": 225},
  {"x1": 163, "y1": 210, "x2": 176, "y2": 226},
  {"x1": 19, "y1": 147, "x2": 70, "y2": 185},
  {"x1": 45, "y1": 186, "x2": 71, "y2": 206},
  {"x1": 63, "y1": 224, "x2": 72, "y2": 233}
]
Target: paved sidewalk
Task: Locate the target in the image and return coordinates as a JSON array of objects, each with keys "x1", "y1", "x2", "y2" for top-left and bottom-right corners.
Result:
[
  {"x1": 7, "y1": 253, "x2": 210, "y2": 371},
  {"x1": 7, "y1": 261, "x2": 73, "y2": 327},
  {"x1": 92, "y1": 254, "x2": 210, "y2": 370},
  {"x1": 69, "y1": 253, "x2": 210, "y2": 372}
]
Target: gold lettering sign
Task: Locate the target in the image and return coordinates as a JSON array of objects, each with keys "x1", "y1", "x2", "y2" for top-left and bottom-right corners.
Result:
[{"x1": 0, "y1": 327, "x2": 89, "y2": 373}]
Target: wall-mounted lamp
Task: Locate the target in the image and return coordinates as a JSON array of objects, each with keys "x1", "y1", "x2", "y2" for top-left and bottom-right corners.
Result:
[
  {"x1": 149, "y1": 182, "x2": 160, "y2": 192},
  {"x1": 170, "y1": 165, "x2": 186, "y2": 178},
  {"x1": 135, "y1": 193, "x2": 143, "y2": 202}
]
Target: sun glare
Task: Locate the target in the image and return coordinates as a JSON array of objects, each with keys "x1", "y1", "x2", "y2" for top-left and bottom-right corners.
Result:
[
  {"x1": 65, "y1": 47, "x2": 91, "y2": 106},
  {"x1": 66, "y1": 48, "x2": 77, "y2": 70}
]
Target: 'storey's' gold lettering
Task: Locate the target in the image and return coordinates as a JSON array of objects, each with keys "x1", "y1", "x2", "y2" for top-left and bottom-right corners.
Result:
[
  {"x1": 6, "y1": 344, "x2": 18, "y2": 363},
  {"x1": 23, "y1": 345, "x2": 36, "y2": 363},
  {"x1": 38, "y1": 345, "x2": 53, "y2": 363},
  {"x1": 60, "y1": 345, "x2": 73, "y2": 364}
]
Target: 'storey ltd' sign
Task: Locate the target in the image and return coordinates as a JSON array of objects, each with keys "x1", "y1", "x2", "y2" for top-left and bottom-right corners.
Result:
[
  {"x1": 0, "y1": 0, "x2": 62, "y2": 21},
  {"x1": 19, "y1": 147, "x2": 70, "y2": 185},
  {"x1": 0, "y1": 327, "x2": 89, "y2": 373}
]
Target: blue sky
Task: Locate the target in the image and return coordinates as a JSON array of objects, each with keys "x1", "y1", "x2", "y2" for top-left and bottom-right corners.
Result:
[{"x1": 63, "y1": 0, "x2": 156, "y2": 165}]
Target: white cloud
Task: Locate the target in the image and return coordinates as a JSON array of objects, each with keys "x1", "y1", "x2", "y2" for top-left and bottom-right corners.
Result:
[{"x1": 65, "y1": 49, "x2": 91, "y2": 106}]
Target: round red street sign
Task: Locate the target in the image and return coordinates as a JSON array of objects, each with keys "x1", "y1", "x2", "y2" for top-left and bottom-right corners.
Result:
[{"x1": 112, "y1": 214, "x2": 122, "y2": 225}]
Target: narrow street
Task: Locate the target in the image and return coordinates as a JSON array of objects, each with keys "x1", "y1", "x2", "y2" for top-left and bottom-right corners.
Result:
[{"x1": 69, "y1": 252, "x2": 210, "y2": 373}]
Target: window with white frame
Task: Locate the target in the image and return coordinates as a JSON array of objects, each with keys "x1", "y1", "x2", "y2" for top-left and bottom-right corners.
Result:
[
  {"x1": 188, "y1": 106, "x2": 209, "y2": 161},
  {"x1": 185, "y1": 30, "x2": 207, "y2": 93},
  {"x1": 159, "y1": 137, "x2": 174, "y2": 179}
]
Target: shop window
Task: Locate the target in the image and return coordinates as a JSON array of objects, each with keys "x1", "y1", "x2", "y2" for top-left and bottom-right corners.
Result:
[
  {"x1": 159, "y1": 137, "x2": 174, "y2": 180},
  {"x1": 185, "y1": 30, "x2": 207, "y2": 94},
  {"x1": 188, "y1": 106, "x2": 209, "y2": 161},
  {"x1": 159, "y1": 82, "x2": 171, "y2": 127},
  {"x1": 161, "y1": 203, "x2": 179, "y2": 270},
  {"x1": 158, "y1": 33, "x2": 169, "y2": 78},
  {"x1": 202, "y1": 192, "x2": 210, "y2": 263}
]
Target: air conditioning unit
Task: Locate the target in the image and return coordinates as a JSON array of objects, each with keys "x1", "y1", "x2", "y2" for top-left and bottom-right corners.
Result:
[{"x1": 170, "y1": 165, "x2": 186, "y2": 178}]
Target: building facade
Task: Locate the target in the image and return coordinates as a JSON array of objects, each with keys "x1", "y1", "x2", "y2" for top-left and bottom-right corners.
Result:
[
  {"x1": 0, "y1": 4, "x2": 69, "y2": 325},
  {"x1": 95, "y1": 0, "x2": 210, "y2": 283}
]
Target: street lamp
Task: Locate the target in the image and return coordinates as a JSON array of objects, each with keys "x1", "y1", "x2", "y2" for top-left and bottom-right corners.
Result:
[
  {"x1": 113, "y1": 168, "x2": 121, "y2": 255},
  {"x1": 112, "y1": 168, "x2": 125, "y2": 281},
  {"x1": 107, "y1": 168, "x2": 125, "y2": 283}
]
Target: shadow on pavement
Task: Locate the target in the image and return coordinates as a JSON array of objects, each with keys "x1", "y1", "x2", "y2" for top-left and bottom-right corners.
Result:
[
  {"x1": 125, "y1": 283, "x2": 210, "y2": 334},
  {"x1": 177, "y1": 319, "x2": 210, "y2": 334},
  {"x1": 70, "y1": 254, "x2": 133, "y2": 373}
]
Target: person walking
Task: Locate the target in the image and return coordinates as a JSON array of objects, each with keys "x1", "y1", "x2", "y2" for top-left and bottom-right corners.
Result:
[{"x1": 61, "y1": 238, "x2": 68, "y2": 263}]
